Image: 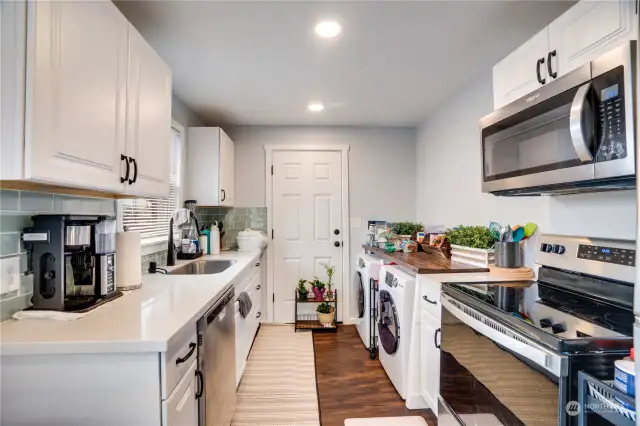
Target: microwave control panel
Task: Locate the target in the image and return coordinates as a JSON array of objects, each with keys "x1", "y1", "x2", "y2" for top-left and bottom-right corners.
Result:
[
  {"x1": 594, "y1": 66, "x2": 626, "y2": 162},
  {"x1": 577, "y1": 244, "x2": 635, "y2": 266}
]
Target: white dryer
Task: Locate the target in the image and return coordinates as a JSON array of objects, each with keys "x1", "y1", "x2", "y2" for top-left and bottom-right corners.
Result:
[
  {"x1": 377, "y1": 265, "x2": 416, "y2": 400},
  {"x1": 354, "y1": 253, "x2": 384, "y2": 353}
]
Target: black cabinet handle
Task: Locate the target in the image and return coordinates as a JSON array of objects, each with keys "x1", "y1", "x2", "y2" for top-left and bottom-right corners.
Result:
[
  {"x1": 221, "y1": 189, "x2": 226, "y2": 202},
  {"x1": 334, "y1": 241, "x2": 341, "y2": 247},
  {"x1": 128, "y1": 157, "x2": 138, "y2": 184},
  {"x1": 256, "y1": 285, "x2": 261, "y2": 290},
  {"x1": 120, "y1": 154, "x2": 130, "y2": 183},
  {"x1": 256, "y1": 312, "x2": 261, "y2": 318},
  {"x1": 536, "y1": 57, "x2": 546, "y2": 85},
  {"x1": 176, "y1": 342, "x2": 196, "y2": 365},
  {"x1": 547, "y1": 50, "x2": 557, "y2": 79},
  {"x1": 423, "y1": 295, "x2": 437, "y2": 305},
  {"x1": 434, "y1": 328, "x2": 441, "y2": 349},
  {"x1": 195, "y1": 369, "x2": 204, "y2": 399},
  {"x1": 255, "y1": 263, "x2": 261, "y2": 267}
]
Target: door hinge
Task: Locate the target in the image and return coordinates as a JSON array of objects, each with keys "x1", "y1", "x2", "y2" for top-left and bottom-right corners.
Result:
[
  {"x1": 271, "y1": 165, "x2": 274, "y2": 175},
  {"x1": 271, "y1": 229, "x2": 274, "y2": 239}
]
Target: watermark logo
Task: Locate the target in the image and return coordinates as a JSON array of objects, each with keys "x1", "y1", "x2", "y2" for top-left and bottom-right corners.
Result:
[{"x1": 566, "y1": 401, "x2": 581, "y2": 416}]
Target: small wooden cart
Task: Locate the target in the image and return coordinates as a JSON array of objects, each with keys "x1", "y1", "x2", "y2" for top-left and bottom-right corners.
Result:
[{"x1": 294, "y1": 290, "x2": 338, "y2": 332}]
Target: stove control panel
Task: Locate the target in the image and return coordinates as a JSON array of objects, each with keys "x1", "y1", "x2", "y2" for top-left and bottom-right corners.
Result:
[
  {"x1": 577, "y1": 244, "x2": 635, "y2": 266},
  {"x1": 540, "y1": 243, "x2": 566, "y2": 254}
]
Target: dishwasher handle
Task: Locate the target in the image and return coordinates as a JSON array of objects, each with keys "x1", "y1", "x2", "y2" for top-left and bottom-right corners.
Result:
[{"x1": 206, "y1": 288, "x2": 235, "y2": 325}]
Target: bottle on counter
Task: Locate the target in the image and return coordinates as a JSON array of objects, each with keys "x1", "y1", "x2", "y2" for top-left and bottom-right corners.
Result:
[{"x1": 210, "y1": 224, "x2": 220, "y2": 255}]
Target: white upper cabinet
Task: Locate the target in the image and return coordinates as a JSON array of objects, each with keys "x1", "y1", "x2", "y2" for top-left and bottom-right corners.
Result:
[
  {"x1": 493, "y1": 28, "x2": 550, "y2": 110},
  {"x1": 124, "y1": 25, "x2": 173, "y2": 198},
  {"x1": 492, "y1": 0, "x2": 639, "y2": 110},
  {"x1": 219, "y1": 129, "x2": 235, "y2": 207},
  {"x1": 25, "y1": 1, "x2": 128, "y2": 192},
  {"x1": 549, "y1": 0, "x2": 639, "y2": 76},
  {"x1": 0, "y1": 1, "x2": 173, "y2": 198},
  {"x1": 186, "y1": 127, "x2": 235, "y2": 207}
]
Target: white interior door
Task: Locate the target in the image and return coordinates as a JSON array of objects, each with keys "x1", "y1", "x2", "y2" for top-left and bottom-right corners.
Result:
[{"x1": 272, "y1": 150, "x2": 343, "y2": 324}]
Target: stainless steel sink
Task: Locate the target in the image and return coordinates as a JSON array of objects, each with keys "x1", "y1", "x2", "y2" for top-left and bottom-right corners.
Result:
[{"x1": 171, "y1": 260, "x2": 236, "y2": 275}]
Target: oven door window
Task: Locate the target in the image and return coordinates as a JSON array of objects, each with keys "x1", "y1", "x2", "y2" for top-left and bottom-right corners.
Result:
[
  {"x1": 483, "y1": 84, "x2": 594, "y2": 182},
  {"x1": 378, "y1": 289, "x2": 399, "y2": 354},
  {"x1": 440, "y1": 306, "x2": 560, "y2": 426},
  {"x1": 356, "y1": 271, "x2": 365, "y2": 319}
]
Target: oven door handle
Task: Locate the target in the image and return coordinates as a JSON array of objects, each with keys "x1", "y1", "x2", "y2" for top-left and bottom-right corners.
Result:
[
  {"x1": 569, "y1": 82, "x2": 594, "y2": 163},
  {"x1": 441, "y1": 295, "x2": 564, "y2": 377}
]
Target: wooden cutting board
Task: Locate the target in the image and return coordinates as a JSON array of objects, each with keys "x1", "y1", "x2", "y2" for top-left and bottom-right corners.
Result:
[{"x1": 489, "y1": 265, "x2": 535, "y2": 280}]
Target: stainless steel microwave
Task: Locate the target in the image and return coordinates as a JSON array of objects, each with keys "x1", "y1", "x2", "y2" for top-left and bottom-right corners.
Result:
[{"x1": 480, "y1": 42, "x2": 637, "y2": 196}]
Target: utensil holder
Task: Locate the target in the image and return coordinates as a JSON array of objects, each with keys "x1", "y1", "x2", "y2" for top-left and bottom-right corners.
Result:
[{"x1": 495, "y1": 242, "x2": 522, "y2": 268}]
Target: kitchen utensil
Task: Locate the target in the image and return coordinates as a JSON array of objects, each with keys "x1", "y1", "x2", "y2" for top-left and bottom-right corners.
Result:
[
  {"x1": 495, "y1": 241, "x2": 522, "y2": 268},
  {"x1": 511, "y1": 226, "x2": 525, "y2": 242},
  {"x1": 523, "y1": 222, "x2": 537, "y2": 239},
  {"x1": 237, "y1": 229, "x2": 267, "y2": 251},
  {"x1": 489, "y1": 222, "x2": 501, "y2": 241},
  {"x1": 501, "y1": 225, "x2": 512, "y2": 242}
]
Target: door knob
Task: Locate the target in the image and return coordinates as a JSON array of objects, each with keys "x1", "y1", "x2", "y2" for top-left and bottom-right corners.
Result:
[
  {"x1": 334, "y1": 229, "x2": 340, "y2": 235},
  {"x1": 334, "y1": 241, "x2": 341, "y2": 247}
]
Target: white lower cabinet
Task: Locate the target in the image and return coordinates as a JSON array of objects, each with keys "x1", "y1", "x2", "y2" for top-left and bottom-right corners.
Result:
[
  {"x1": 234, "y1": 260, "x2": 265, "y2": 387},
  {"x1": 164, "y1": 360, "x2": 198, "y2": 426},
  {"x1": 420, "y1": 308, "x2": 441, "y2": 414}
]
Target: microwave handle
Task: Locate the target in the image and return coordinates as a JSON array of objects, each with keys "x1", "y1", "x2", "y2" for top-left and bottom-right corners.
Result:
[
  {"x1": 569, "y1": 82, "x2": 594, "y2": 163},
  {"x1": 441, "y1": 295, "x2": 563, "y2": 377}
]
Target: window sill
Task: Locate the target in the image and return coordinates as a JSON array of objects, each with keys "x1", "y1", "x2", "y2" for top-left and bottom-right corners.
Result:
[{"x1": 141, "y1": 238, "x2": 169, "y2": 256}]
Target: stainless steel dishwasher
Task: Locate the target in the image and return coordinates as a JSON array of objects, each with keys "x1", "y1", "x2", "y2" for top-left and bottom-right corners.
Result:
[{"x1": 197, "y1": 287, "x2": 236, "y2": 426}]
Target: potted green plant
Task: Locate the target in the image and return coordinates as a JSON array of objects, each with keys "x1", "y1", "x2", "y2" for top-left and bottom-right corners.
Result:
[
  {"x1": 316, "y1": 302, "x2": 335, "y2": 326},
  {"x1": 445, "y1": 225, "x2": 495, "y2": 267},
  {"x1": 311, "y1": 278, "x2": 326, "y2": 301},
  {"x1": 296, "y1": 279, "x2": 309, "y2": 301},
  {"x1": 390, "y1": 222, "x2": 424, "y2": 239},
  {"x1": 321, "y1": 262, "x2": 336, "y2": 300}
]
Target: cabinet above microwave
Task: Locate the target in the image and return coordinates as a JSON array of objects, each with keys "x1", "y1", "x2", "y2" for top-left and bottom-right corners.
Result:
[{"x1": 480, "y1": 42, "x2": 636, "y2": 196}]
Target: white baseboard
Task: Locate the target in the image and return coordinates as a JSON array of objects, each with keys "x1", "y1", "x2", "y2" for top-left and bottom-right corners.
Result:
[{"x1": 405, "y1": 394, "x2": 428, "y2": 410}]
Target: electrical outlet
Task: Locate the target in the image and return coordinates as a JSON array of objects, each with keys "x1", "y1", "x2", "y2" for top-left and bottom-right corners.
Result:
[{"x1": 0, "y1": 257, "x2": 21, "y2": 295}]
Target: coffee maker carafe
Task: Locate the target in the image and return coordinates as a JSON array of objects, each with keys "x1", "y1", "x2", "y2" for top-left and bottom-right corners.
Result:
[{"x1": 23, "y1": 215, "x2": 120, "y2": 311}]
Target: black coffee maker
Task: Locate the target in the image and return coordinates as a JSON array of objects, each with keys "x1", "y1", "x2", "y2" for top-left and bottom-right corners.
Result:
[{"x1": 23, "y1": 215, "x2": 121, "y2": 312}]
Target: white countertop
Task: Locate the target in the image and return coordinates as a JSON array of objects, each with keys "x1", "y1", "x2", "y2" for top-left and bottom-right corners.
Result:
[{"x1": 0, "y1": 250, "x2": 263, "y2": 356}]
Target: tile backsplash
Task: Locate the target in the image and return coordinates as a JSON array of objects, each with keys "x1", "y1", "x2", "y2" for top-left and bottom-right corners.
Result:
[
  {"x1": 0, "y1": 189, "x2": 116, "y2": 321},
  {"x1": 196, "y1": 207, "x2": 267, "y2": 250}
]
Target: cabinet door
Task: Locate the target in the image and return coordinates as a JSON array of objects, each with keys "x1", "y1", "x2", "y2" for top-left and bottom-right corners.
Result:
[
  {"x1": 420, "y1": 309, "x2": 440, "y2": 414},
  {"x1": 219, "y1": 129, "x2": 235, "y2": 206},
  {"x1": 26, "y1": 1, "x2": 127, "y2": 191},
  {"x1": 125, "y1": 25, "x2": 172, "y2": 198},
  {"x1": 549, "y1": 0, "x2": 638, "y2": 77},
  {"x1": 164, "y1": 360, "x2": 198, "y2": 426},
  {"x1": 492, "y1": 27, "x2": 550, "y2": 110}
]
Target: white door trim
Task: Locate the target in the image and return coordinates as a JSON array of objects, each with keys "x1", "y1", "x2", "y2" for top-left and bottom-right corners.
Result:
[{"x1": 264, "y1": 144, "x2": 351, "y2": 324}]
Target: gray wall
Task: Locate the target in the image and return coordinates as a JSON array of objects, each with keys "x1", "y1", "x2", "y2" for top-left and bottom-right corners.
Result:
[
  {"x1": 416, "y1": 73, "x2": 637, "y2": 258},
  {"x1": 228, "y1": 125, "x2": 417, "y2": 320}
]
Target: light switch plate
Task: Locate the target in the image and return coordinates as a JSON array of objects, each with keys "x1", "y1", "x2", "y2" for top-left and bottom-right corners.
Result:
[
  {"x1": 350, "y1": 217, "x2": 362, "y2": 229},
  {"x1": 0, "y1": 256, "x2": 21, "y2": 295}
]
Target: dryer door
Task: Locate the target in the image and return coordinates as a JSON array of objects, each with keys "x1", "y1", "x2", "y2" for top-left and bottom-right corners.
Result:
[
  {"x1": 356, "y1": 271, "x2": 365, "y2": 318},
  {"x1": 378, "y1": 289, "x2": 400, "y2": 354}
]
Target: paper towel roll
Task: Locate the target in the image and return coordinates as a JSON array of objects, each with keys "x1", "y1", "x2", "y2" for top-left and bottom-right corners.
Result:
[{"x1": 116, "y1": 231, "x2": 142, "y2": 291}]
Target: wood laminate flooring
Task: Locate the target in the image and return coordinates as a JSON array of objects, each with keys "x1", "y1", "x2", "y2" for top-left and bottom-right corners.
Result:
[{"x1": 313, "y1": 325, "x2": 437, "y2": 426}]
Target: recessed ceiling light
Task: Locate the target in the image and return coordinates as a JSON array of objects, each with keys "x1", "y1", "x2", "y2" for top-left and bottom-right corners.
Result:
[
  {"x1": 308, "y1": 102, "x2": 324, "y2": 112},
  {"x1": 315, "y1": 21, "x2": 341, "y2": 39}
]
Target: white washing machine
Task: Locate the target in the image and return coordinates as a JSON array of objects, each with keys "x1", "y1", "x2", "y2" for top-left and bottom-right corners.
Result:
[
  {"x1": 354, "y1": 253, "x2": 384, "y2": 353},
  {"x1": 377, "y1": 264, "x2": 416, "y2": 400}
]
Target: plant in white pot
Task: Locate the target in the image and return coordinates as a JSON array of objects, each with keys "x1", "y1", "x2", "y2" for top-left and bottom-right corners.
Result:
[
  {"x1": 445, "y1": 225, "x2": 496, "y2": 267},
  {"x1": 316, "y1": 302, "x2": 335, "y2": 327}
]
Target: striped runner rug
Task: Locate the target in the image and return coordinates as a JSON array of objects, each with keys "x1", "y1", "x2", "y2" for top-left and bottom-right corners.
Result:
[{"x1": 232, "y1": 325, "x2": 320, "y2": 426}]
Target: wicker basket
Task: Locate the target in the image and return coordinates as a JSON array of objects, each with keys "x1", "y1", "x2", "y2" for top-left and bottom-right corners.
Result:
[{"x1": 317, "y1": 307, "x2": 335, "y2": 325}]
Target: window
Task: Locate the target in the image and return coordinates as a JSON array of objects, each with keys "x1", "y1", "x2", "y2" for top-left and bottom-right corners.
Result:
[{"x1": 119, "y1": 125, "x2": 183, "y2": 244}]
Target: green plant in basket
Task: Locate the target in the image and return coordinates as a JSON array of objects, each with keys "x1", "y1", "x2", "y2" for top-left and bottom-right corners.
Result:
[
  {"x1": 445, "y1": 226, "x2": 494, "y2": 250},
  {"x1": 316, "y1": 302, "x2": 333, "y2": 314},
  {"x1": 390, "y1": 222, "x2": 424, "y2": 236}
]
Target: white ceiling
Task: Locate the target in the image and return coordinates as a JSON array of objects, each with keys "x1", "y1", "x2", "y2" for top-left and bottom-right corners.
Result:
[{"x1": 116, "y1": 1, "x2": 573, "y2": 127}]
